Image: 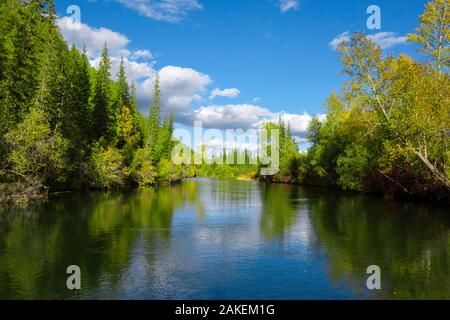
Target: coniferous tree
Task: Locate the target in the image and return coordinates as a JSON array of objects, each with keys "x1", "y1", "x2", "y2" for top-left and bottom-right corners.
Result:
[
  {"x1": 0, "y1": 0, "x2": 45, "y2": 138},
  {"x1": 62, "y1": 45, "x2": 91, "y2": 149},
  {"x1": 130, "y1": 81, "x2": 140, "y2": 114},
  {"x1": 92, "y1": 44, "x2": 112, "y2": 141},
  {"x1": 147, "y1": 73, "x2": 161, "y2": 158},
  {"x1": 115, "y1": 56, "x2": 131, "y2": 110}
]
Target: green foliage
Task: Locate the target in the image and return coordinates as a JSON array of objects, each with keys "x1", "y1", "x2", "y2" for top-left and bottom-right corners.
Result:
[
  {"x1": 157, "y1": 159, "x2": 181, "y2": 184},
  {"x1": 258, "y1": 119, "x2": 302, "y2": 183},
  {"x1": 130, "y1": 148, "x2": 156, "y2": 187},
  {"x1": 197, "y1": 148, "x2": 258, "y2": 180},
  {"x1": 408, "y1": 0, "x2": 449, "y2": 74},
  {"x1": 115, "y1": 57, "x2": 131, "y2": 111},
  {"x1": 0, "y1": 0, "x2": 448, "y2": 203},
  {"x1": 88, "y1": 143, "x2": 128, "y2": 189},
  {"x1": 147, "y1": 73, "x2": 161, "y2": 160},
  {"x1": 0, "y1": 1, "x2": 189, "y2": 199},
  {"x1": 0, "y1": 0, "x2": 46, "y2": 137},
  {"x1": 299, "y1": 3, "x2": 450, "y2": 200},
  {"x1": 336, "y1": 144, "x2": 369, "y2": 191},
  {"x1": 92, "y1": 45, "x2": 113, "y2": 141},
  {"x1": 4, "y1": 107, "x2": 69, "y2": 184}
]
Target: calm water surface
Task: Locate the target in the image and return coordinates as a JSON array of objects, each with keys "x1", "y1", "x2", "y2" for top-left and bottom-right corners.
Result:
[{"x1": 0, "y1": 178, "x2": 449, "y2": 299}]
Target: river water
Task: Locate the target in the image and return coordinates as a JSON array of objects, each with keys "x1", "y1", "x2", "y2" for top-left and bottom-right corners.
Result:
[{"x1": 0, "y1": 178, "x2": 448, "y2": 299}]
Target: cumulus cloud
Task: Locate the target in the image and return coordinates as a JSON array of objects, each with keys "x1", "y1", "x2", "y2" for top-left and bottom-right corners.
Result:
[
  {"x1": 199, "y1": 138, "x2": 260, "y2": 153},
  {"x1": 136, "y1": 66, "x2": 211, "y2": 115},
  {"x1": 113, "y1": 0, "x2": 203, "y2": 23},
  {"x1": 367, "y1": 32, "x2": 408, "y2": 49},
  {"x1": 58, "y1": 17, "x2": 211, "y2": 119},
  {"x1": 273, "y1": 112, "x2": 313, "y2": 133},
  {"x1": 89, "y1": 56, "x2": 155, "y2": 83},
  {"x1": 57, "y1": 17, "x2": 130, "y2": 57},
  {"x1": 329, "y1": 31, "x2": 350, "y2": 50},
  {"x1": 186, "y1": 104, "x2": 324, "y2": 135},
  {"x1": 209, "y1": 88, "x2": 240, "y2": 100},
  {"x1": 330, "y1": 31, "x2": 408, "y2": 50},
  {"x1": 130, "y1": 49, "x2": 154, "y2": 60},
  {"x1": 192, "y1": 104, "x2": 273, "y2": 129},
  {"x1": 58, "y1": 18, "x2": 323, "y2": 139},
  {"x1": 279, "y1": 0, "x2": 299, "y2": 13}
]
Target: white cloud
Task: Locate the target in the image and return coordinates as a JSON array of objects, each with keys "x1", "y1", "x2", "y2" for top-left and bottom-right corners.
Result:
[
  {"x1": 279, "y1": 0, "x2": 299, "y2": 13},
  {"x1": 89, "y1": 55, "x2": 154, "y2": 84},
  {"x1": 58, "y1": 18, "x2": 323, "y2": 137},
  {"x1": 130, "y1": 49, "x2": 154, "y2": 60},
  {"x1": 256, "y1": 111, "x2": 324, "y2": 134},
  {"x1": 329, "y1": 31, "x2": 350, "y2": 50},
  {"x1": 113, "y1": 0, "x2": 203, "y2": 23},
  {"x1": 367, "y1": 32, "x2": 408, "y2": 49},
  {"x1": 137, "y1": 66, "x2": 211, "y2": 115},
  {"x1": 209, "y1": 88, "x2": 240, "y2": 100},
  {"x1": 275, "y1": 112, "x2": 313, "y2": 133},
  {"x1": 57, "y1": 17, "x2": 130, "y2": 58},
  {"x1": 330, "y1": 31, "x2": 408, "y2": 50},
  {"x1": 188, "y1": 104, "x2": 324, "y2": 135},
  {"x1": 199, "y1": 138, "x2": 260, "y2": 153},
  {"x1": 193, "y1": 104, "x2": 273, "y2": 129},
  {"x1": 58, "y1": 17, "x2": 211, "y2": 118}
]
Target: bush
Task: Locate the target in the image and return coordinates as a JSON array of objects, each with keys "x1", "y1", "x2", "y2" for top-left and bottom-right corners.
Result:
[
  {"x1": 4, "y1": 107, "x2": 70, "y2": 184},
  {"x1": 336, "y1": 144, "x2": 369, "y2": 191},
  {"x1": 130, "y1": 148, "x2": 156, "y2": 187},
  {"x1": 157, "y1": 159, "x2": 181, "y2": 184},
  {"x1": 89, "y1": 143, "x2": 128, "y2": 189}
]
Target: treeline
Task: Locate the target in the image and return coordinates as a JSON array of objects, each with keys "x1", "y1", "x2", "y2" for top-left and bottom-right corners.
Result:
[
  {"x1": 196, "y1": 149, "x2": 259, "y2": 180},
  {"x1": 261, "y1": 0, "x2": 449, "y2": 202},
  {"x1": 0, "y1": 1, "x2": 192, "y2": 203}
]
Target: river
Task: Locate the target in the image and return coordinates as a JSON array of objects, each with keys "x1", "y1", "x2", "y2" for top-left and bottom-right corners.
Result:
[{"x1": 0, "y1": 178, "x2": 448, "y2": 299}]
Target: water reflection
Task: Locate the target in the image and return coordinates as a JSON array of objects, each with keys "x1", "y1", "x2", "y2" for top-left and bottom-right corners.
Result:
[
  {"x1": 0, "y1": 179, "x2": 448, "y2": 299},
  {"x1": 307, "y1": 191, "x2": 450, "y2": 299}
]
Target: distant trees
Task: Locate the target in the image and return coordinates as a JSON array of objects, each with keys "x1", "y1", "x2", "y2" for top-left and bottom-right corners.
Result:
[
  {"x1": 197, "y1": 148, "x2": 258, "y2": 180},
  {"x1": 257, "y1": 119, "x2": 301, "y2": 183}
]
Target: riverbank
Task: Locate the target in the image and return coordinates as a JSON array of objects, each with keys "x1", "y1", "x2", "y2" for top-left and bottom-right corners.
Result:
[
  {"x1": 258, "y1": 175, "x2": 450, "y2": 206},
  {"x1": 0, "y1": 176, "x2": 185, "y2": 205}
]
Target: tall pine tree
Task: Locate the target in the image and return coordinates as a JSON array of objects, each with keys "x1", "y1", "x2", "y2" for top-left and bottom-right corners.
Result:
[
  {"x1": 92, "y1": 44, "x2": 112, "y2": 141},
  {"x1": 147, "y1": 73, "x2": 161, "y2": 159},
  {"x1": 115, "y1": 56, "x2": 131, "y2": 110}
]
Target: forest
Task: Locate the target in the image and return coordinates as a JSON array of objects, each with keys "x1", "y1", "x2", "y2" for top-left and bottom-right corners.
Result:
[
  {"x1": 259, "y1": 0, "x2": 449, "y2": 203},
  {"x1": 0, "y1": 0, "x2": 449, "y2": 204},
  {"x1": 0, "y1": 0, "x2": 197, "y2": 203}
]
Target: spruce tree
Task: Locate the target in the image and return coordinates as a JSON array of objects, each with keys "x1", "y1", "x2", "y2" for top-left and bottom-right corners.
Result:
[
  {"x1": 115, "y1": 56, "x2": 131, "y2": 110},
  {"x1": 62, "y1": 45, "x2": 91, "y2": 149},
  {"x1": 130, "y1": 81, "x2": 139, "y2": 113},
  {"x1": 92, "y1": 44, "x2": 112, "y2": 141},
  {"x1": 147, "y1": 73, "x2": 161, "y2": 159},
  {"x1": 0, "y1": 0, "x2": 45, "y2": 137}
]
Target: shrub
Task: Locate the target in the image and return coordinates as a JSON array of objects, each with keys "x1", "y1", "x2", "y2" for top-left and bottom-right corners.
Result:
[
  {"x1": 130, "y1": 148, "x2": 156, "y2": 187},
  {"x1": 89, "y1": 143, "x2": 128, "y2": 189},
  {"x1": 4, "y1": 107, "x2": 70, "y2": 184},
  {"x1": 336, "y1": 144, "x2": 369, "y2": 191}
]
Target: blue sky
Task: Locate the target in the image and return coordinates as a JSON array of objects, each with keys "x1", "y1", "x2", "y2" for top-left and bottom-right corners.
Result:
[{"x1": 55, "y1": 0, "x2": 429, "y2": 144}]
